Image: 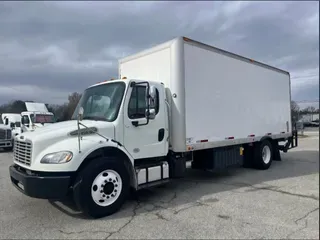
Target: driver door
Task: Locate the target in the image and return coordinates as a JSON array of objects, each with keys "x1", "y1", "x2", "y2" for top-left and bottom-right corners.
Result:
[{"x1": 123, "y1": 83, "x2": 167, "y2": 160}]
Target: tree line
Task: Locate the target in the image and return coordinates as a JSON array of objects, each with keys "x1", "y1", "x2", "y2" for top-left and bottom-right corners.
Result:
[
  {"x1": 291, "y1": 101, "x2": 319, "y2": 123},
  {"x1": 0, "y1": 95, "x2": 318, "y2": 124},
  {"x1": 0, "y1": 92, "x2": 82, "y2": 123}
]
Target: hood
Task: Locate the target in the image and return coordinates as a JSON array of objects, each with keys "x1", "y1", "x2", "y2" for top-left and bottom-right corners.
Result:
[
  {"x1": 0, "y1": 124, "x2": 10, "y2": 130},
  {"x1": 18, "y1": 120, "x2": 115, "y2": 146}
]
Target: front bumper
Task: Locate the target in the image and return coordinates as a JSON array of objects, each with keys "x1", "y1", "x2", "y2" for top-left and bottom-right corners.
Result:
[
  {"x1": 9, "y1": 164, "x2": 72, "y2": 199},
  {"x1": 0, "y1": 140, "x2": 12, "y2": 148}
]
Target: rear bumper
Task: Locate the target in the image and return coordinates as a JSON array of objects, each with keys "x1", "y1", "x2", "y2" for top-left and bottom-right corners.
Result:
[
  {"x1": 9, "y1": 164, "x2": 72, "y2": 199},
  {"x1": 279, "y1": 130, "x2": 298, "y2": 152}
]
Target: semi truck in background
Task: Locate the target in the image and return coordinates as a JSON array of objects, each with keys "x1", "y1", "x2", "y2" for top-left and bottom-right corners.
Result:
[{"x1": 9, "y1": 36, "x2": 298, "y2": 218}]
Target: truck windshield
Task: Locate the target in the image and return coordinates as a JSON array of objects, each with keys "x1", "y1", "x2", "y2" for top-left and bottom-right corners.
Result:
[
  {"x1": 72, "y1": 82, "x2": 126, "y2": 122},
  {"x1": 32, "y1": 114, "x2": 55, "y2": 123}
]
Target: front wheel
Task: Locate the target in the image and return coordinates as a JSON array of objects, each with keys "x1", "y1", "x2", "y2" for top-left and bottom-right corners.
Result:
[{"x1": 73, "y1": 158, "x2": 130, "y2": 218}]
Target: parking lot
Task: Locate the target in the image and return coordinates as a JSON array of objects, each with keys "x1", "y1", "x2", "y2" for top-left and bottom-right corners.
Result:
[{"x1": 0, "y1": 132, "x2": 319, "y2": 239}]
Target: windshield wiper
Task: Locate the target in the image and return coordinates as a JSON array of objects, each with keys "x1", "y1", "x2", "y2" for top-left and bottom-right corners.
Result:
[{"x1": 82, "y1": 116, "x2": 107, "y2": 121}]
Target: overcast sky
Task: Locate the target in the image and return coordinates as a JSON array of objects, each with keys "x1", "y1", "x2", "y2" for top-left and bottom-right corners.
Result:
[{"x1": 0, "y1": 1, "x2": 319, "y2": 107}]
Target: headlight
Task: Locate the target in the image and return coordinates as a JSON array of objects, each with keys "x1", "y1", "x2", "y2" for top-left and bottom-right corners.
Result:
[{"x1": 40, "y1": 151, "x2": 73, "y2": 164}]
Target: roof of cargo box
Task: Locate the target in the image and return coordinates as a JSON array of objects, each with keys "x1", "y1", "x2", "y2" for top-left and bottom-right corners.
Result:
[{"x1": 119, "y1": 36, "x2": 290, "y2": 76}]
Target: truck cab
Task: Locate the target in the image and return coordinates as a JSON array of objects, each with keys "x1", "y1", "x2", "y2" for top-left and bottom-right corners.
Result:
[
  {"x1": 9, "y1": 78, "x2": 169, "y2": 218},
  {"x1": 1, "y1": 113, "x2": 22, "y2": 137},
  {"x1": 20, "y1": 111, "x2": 55, "y2": 132},
  {"x1": 0, "y1": 123, "x2": 13, "y2": 151}
]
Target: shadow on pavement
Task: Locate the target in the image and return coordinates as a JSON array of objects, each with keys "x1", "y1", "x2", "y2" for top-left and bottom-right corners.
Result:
[{"x1": 49, "y1": 149, "x2": 319, "y2": 220}]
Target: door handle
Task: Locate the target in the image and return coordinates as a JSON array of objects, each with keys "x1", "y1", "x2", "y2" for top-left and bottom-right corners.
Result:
[{"x1": 158, "y1": 128, "x2": 165, "y2": 142}]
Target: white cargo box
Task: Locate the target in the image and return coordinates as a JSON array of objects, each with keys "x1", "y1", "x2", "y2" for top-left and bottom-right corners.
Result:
[{"x1": 119, "y1": 37, "x2": 292, "y2": 152}]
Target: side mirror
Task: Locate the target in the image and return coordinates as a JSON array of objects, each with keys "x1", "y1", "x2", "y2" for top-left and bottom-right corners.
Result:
[
  {"x1": 21, "y1": 117, "x2": 25, "y2": 125},
  {"x1": 5, "y1": 118, "x2": 9, "y2": 125},
  {"x1": 145, "y1": 85, "x2": 157, "y2": 108},
  {"x1": 145, "y1": 109, "x2": 156, "y2": 120}
]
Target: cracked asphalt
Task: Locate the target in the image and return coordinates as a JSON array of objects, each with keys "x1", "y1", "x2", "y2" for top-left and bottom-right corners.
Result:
[{"x1": 0, "y1": 131, "x2": 319, "y2": 239}]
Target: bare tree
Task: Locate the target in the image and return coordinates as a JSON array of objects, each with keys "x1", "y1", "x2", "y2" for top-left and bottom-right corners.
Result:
[
  {"x1": 291, "y1": 100, "x2": 300, "y2": 123},
  {"x1": 66, "y1": 92, "x2": 82, "y2": 120}
]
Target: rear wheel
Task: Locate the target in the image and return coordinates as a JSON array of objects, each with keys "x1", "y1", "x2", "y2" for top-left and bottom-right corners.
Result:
[
  {"x1": 73, "y1": 158, "x2": 130, "y2": 218},
  {"x1": 253, "y1": 139, "x2": 273, "y2": 170}
]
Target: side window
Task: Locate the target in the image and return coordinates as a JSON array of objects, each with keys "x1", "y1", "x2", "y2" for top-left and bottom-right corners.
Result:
[
  {"x1": 128, "y1": 86, "x2": 160, "y2": 119},
  {"x1": 22, "y1": 115, "x2": 30, "y2": 125}
]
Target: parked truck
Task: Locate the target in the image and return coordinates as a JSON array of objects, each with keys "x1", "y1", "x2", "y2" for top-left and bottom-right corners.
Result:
[
  {"x1": 0, "y1": 123, "x2": 13, "y2": 151},
  {"x1": 9, "y1": 36, "x2": 298, "y2": 218},
  {"x1": 20, "y1": 102, "x2": 55, "y2": 132},
  {"x1": 1, "y1": 113, "x2": 22, "y2": 137}
]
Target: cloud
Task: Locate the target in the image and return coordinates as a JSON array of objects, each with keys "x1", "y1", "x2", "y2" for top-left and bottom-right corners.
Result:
[{"x1": 0, "y1": 1, "x2": 318, "y2": 105}]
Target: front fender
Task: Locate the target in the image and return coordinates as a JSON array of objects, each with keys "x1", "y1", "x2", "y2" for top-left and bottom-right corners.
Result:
[{"x1": 29, "y1": 136, "x2": 134, "y2": 172}]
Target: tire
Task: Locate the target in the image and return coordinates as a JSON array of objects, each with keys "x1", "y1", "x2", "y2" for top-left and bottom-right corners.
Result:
[
  {"x1": 73, "y1": 157, "x2": 130, "y2": 218},
  {"x1": 253, "y1": 139, "x2": 273, "y2": 170}
]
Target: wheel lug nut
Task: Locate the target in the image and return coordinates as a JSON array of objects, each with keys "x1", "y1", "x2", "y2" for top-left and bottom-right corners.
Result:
[
  {"x1": 113, "y1": 180, "x2": 116, "y2": 183},
  {"x1": 107, "y1": 196, "x2": 110, "y2": 199},
  {"x1": 108, "y1": 178, "x2": 112, "y2": 182},
  {"x1": 115, "y1": 184, "x2": 118, "y2": 187},
  {"x1": 111, "y1": 194, "x2": 114, "y2": 197},
  {"x1": 103, "y1": 194, "x2": 105, "y2": 197},
  {"x1": 115, "y1": 190, "x2": 117, "y2": 193}
]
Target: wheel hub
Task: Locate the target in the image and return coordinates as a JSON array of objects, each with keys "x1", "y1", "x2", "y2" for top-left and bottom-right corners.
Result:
[
  {"x1": 103, "y1": 182, "x2": 114, "y2": 195},
  {"x1": 262, "y1": 145, "x2": 271, "y2": 164},
  {"x1": 91, "y1": 169, "x2": 122, "y2": 207}
]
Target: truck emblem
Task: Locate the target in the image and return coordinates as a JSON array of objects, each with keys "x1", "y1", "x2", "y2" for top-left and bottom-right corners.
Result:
[{"x1": 133, "y1": 148, "x2": 140, "y2": 153}]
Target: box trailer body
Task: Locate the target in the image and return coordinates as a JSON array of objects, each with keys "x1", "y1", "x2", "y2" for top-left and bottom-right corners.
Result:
[
  {"x1": 8, "y1": 36, "x2": 298, "y2": 219},
  {"x1": 119, "y1": 37, "x2": 292, "y2": 152}
]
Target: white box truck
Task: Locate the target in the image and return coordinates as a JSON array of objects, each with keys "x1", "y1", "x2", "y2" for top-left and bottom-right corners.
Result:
[{"x1": 9, "y1": 36, "x2": 298, "y2": 218}]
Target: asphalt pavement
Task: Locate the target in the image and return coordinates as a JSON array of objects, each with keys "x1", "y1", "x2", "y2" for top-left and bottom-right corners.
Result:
[{"x1": 0, "y1": 132, "x2": 319, "y2": 239}]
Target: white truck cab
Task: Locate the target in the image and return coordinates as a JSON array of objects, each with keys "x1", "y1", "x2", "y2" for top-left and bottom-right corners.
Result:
[
  {"x1": 20, "y1": 102, "x2": 55, "y2": 132},
  {"x1": 8, "y1": 37, "x2": 298, "y2": 219},
  {"x1": 0, "y1": 123, "x2": 13, "y2": 151},
  {"x1": 2, "y1": 113, "x2": 22, "y2": 137},
  {"x1": 20, "y1": 111, "x2": 55, "y2": 132}
]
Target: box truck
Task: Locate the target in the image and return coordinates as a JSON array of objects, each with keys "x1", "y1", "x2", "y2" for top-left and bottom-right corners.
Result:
[{"x1": 9, "y1": 36, "x2": 298, "y2": 218}]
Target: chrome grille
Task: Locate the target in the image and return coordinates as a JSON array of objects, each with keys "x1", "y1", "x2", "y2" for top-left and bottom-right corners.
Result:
[
  {"x1": 0, "y1": 129, "x2": 5, "y2": 140},
  {"x1": 6, "y1": 130, "x2": 12, "y2": 139},
  {"x1": 14, "y1": 140, "x2": 32, "y2": 166}
]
